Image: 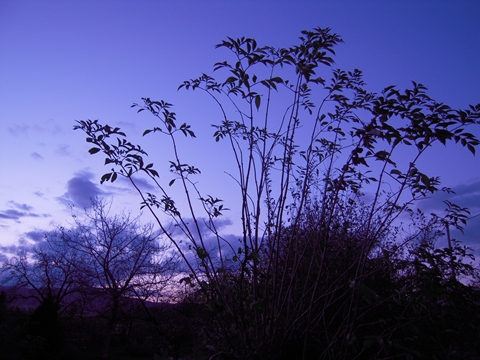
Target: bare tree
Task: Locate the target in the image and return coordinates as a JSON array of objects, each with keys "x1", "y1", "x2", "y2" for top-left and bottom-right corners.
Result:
[
  {"x1": 1, "y1": 235, "x2": 81, "y2": 353},
  {"x1": 54, "y1": 197, "x2": 177, "y2": 358},
  {"x1": 1, "y1": 243, "x2": 79, "y2": 309},
  {"x1": 2, "y1": 198, "x2": 177, "y2": 358}
]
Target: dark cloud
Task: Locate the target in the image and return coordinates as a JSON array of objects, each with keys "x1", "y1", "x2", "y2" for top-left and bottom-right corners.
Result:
[
  {"x1": 0, "y1": 209, "x2": 35, "y2": 221},
  {"x1": 8, "y1": 201, "x2": 34, "y2": 212},
  {"x1": 0, "y1": 229, "x2": 54, "y2": 257},
  {"x1": 57, "y1": 170, "x2": 108, "y2": 208},
  {"x1": 0, "y1": 244, "x2": 18, "y2": 255},
  {"x1": 457, "y1": 215, "x2": 480, "y2": 248},
  {"x1": 166, "y1": 217, "x2": 239, "y2": 270},
  {"x1": 447, "y1": 181, "x2": 480, "y2": 210},
  {"x1": 408, "y1": 179, "x2": 480, "y2": 256},
  {"x1": 0, "y1": 240, "x2": 33, "y2": 256},
  {"x1": 25, "y1": 230, "x2": 47, "y2": 243},
  {"x1": 0, "y1": 202, "x2": 42, "y2": 222},
  {"x1": 418, "y1": 179, "x2": 480, "y2": 213},
  {"x1": 31, "y1": 152, "x2": 43, "y2": 160},
  {"x1": 56, "y1": 170, "x2": 154, "y2": 209}
]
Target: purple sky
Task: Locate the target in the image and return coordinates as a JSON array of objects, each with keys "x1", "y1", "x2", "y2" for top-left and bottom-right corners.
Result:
[{"x1": 1, "y1": 1, "x2": 479, "y2": 257}]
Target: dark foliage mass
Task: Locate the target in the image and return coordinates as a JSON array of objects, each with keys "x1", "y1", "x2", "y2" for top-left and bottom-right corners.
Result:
[{"x1": 2, "y1": 27, "x2": 480, "y2": 359}]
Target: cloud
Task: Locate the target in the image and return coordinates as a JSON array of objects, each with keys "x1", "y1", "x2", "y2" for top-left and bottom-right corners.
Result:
[
  {"x1": 0, "y1": 229, "x2": 55, "y2": 258},
  {"x1": 447, "y1": 181, "x2": 480, "y2": 211},
  {"x1": 31, "y1": 152, "x2": 43, "y2": 160},
  {"x1": 7, "y1": 123, "x2": 30, "y2": 137},
  {"x1": 8, "y1": 201, "x2": 34, "y2": 212},
  {"x1": 56, "y1": 170, "x2": 154, "y2": 209},
  {"x1": 57, "y1": 170, "x2": 109, "y2": 208},
  {"x1": 0, "y1": 244, "x2": 19, "y2": 257},
  {"x1": 117, "y1": 175, "x2": 156, "y2": 192},
  {"x1": 116, "y1": 121, "x2": 138, "y2": 131},
  {"x1": 0, "y1": 242, "x2": 35, "y2": 257},
  {"x1": 407, "y1": 179, "x2": 480, "y2": 256},
  {"x1": 166, "y1": 216, "x2": 239, "y2": 270},
  {"x1": 8, "y1": 120, "x2": 63, "y2": 138},
  {"x1": 0, "y1": 201, "x2": 43, "y2": 222},
  {"x1": 55, "y1": 144, "x2": 72, "y2": 157},
  {"x1": 25, "y1": 230, "x2": 47, "y2": 243},
  {"x1": 0, "y1": 209, "x2": 35, "y2": 221},
  {"x1": 418, "y1": 179, "x2": 480, "y2": 214}
]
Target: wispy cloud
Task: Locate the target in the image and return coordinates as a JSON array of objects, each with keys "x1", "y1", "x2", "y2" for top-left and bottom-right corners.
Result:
[
  {"x1": 8, "y1": 120, "x2": 63, "y2": 138},
  {"x1": 7, "y1": 123, "x2": 31, "y2": 137},
  {"x1": 0, "y1": 201, "x2": 44, "y2": 222},
  {"x1": 8, "y1": 201, "x2": 34, "y2": 212},
  {"x1": 0, "y1": 209, "x2": 37, "y2": 221},
  {"x1": 117, "y1": 175, "x2": 156, "y2": 192},
  {"x1": 419, "y1": 179, "x2": 480, "y2": 213},
  {"x1": 55, "y1": 144, "x2": 72, "y2": 157}
]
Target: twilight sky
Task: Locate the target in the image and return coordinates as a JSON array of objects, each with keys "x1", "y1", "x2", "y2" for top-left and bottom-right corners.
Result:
[{"x1": 1, "y1": 0, "x2": 479, "y2": 257}]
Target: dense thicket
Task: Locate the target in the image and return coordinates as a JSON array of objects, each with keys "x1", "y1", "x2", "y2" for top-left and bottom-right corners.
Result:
[
  {"x1": 73, "y1": 27, "x2": 479, "y2": 359},
  {"x1": 2, "y1": 218, "x2": 479, "y2": 359}
]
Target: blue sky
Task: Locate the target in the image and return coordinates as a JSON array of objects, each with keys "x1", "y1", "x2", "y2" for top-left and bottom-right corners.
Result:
[{"x1": 1, "y1": 0, "x2": 479, "y2": 258}]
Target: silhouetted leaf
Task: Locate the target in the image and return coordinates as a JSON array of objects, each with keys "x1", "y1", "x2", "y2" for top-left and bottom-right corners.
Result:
[
  {"x1": 255, "y1": 95, "x2": 261, "y2": 110},
  {"x1": 89, "y1": 147, "x2": 101, "y2": 154}
]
